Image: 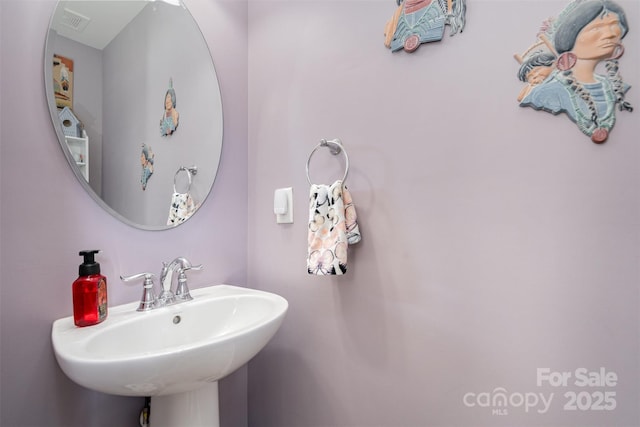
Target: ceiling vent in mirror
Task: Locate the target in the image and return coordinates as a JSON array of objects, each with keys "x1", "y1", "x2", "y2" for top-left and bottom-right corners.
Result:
[{"x1": 61, "y1": 8, "x2": 91, "y2": 32}]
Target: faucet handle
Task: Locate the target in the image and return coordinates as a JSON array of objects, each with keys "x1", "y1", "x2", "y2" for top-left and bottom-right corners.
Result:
[
  {"x1": 184, "y1": 263, "x2": 203, "y2": 272},
  {"x1": 120, "y1": 273, "x2": 157, "y2": 311},
  {"x1": 174, "y1": 269, "x2": 193, "y2": 302},
  {"x1": 120, "y1": 272, "x2": 155, "y2": 282},
  {"x1": 174, "y1": 264, "x2": 202, "y2": 301}
]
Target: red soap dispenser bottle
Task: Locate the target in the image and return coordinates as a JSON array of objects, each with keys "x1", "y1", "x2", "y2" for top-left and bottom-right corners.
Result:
[{"x1": 73, "y1": 250, "x2": 108, "y2": 327}]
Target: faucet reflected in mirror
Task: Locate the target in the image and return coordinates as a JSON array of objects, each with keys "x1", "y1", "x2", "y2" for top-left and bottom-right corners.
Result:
[{"x1": 120, "y1": 257, "x2": 203, "y2": 311}]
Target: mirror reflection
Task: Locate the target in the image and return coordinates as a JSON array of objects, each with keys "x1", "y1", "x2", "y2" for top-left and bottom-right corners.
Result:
[{"x1": 45, "y1": 0, "x2": 223, "y2": 230}]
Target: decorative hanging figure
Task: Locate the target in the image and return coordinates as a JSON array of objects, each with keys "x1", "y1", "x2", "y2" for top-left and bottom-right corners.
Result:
[
  {"x1": 516, "y1": 0, "x2": 633, "y2": 144},
  {"x1": 160, "y1": 78, "x2": 180, "y2": 136},
  {"x1": 384, "y1": 0, "x2": 466, "y2": 53},
  {"x1": 140, "y1": 144, "x2": 154, "y2": 190}
]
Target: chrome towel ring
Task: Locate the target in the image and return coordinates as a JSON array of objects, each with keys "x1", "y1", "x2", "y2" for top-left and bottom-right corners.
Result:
[
  {"x1": 306, "y1": 138, "x2": 349, "y2": 185},
  {"x1": 173, "y1": 166, "x2": 198, "y2": 193}
]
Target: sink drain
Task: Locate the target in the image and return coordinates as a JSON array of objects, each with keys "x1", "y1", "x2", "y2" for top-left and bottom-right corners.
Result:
[{"x1": 172, "y1": 315, "x2": 181, "y2": 324}]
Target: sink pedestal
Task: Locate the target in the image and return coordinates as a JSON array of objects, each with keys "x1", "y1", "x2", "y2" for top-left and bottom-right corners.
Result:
[{"x1": 151, "y1": 383, "x2": 219, "y2": 427}]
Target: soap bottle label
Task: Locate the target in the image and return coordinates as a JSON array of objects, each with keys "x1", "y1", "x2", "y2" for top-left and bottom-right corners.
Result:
[{"x1": 97, "y1": 277, "x2": 108, "y2": 321}]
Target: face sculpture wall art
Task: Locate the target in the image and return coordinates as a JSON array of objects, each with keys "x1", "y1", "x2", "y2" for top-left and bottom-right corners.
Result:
[
  {"x1": 516, "y1": 0, "x2": 633, "y2": 144},
  {"x1": 160, "y1": 78, "x2": 180, "y2": 137},
  {"x1": 140, "y1": 144, "x2": 154, "y2": 191},
  {"x1": 384, "y1": 0, "x2": 466, "y2": 53}
]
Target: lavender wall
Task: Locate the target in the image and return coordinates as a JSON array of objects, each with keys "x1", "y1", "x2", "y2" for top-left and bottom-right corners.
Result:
[
  {"x1": 246, "y1": 1, "x2": 639, "y2": 426},
  {"x1": 0, "y1": 1, "x2": 248, "y2": 426},
  {"x1": 1, "y1": 1, "x2": 639, "y2": 426}
]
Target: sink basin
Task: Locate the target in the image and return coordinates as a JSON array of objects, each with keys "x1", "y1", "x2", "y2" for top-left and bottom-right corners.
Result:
[{"x1": 52, "y1": 284, "x2": 287, "y2": 426}]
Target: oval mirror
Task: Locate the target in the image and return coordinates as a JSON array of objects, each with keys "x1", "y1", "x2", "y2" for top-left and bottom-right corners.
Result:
[{"x1": 44, "y1": 0, "x2": 223, "y2": 230}]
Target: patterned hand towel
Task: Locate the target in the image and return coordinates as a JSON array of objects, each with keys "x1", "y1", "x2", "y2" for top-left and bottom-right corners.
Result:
[
  {"x1": 307, "y1": 180, "x2": 361, "y2": 275},
  {"x1": 167, "y1": 192, "x2": 197, "y2": 226}
]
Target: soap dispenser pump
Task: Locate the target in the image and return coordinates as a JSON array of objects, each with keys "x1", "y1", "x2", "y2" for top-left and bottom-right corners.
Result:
[{"x1": 73, "y1": 250, "x2": 108, "y2": 327}]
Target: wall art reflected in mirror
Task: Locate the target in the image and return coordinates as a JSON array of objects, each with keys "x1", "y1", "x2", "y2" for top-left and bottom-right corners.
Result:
[{"x1": 44, "y1": 0, "x2": 223, "y2": 230}]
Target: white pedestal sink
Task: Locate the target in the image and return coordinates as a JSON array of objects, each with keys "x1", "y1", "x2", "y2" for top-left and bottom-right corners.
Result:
[{"x1": 51, "y1": 285, "x2": 288, "y2": 426}]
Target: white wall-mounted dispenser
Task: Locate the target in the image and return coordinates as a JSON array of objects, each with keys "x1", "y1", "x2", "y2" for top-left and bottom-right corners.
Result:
[{"x1": 274, "y1": 187, "x2": 293, "y2": 224}]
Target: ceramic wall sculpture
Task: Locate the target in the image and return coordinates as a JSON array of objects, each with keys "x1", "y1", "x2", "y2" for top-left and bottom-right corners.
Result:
[
  {"x1": 140, "y1": 144, "x2": 154, "y2": 190},
  {"x1": 516, "y1": 0, "x2": 633, "y2": 144},
  {"x1": 160, "y1": 78, "x2": 180, "y2": 136},
  {"x1": 384, "y1": 0, "x2": 466, "y2": 53}
]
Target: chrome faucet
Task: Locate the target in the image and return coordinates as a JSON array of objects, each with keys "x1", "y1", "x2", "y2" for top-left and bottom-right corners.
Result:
[
  {"x1": 159, "y1": 257, "x2": 203, "y2": 304},
  {"x1": 119, "y1": 272, "x2": 157, "y2": 311},
  {"x1": 121, "y1": 257, "x2": 203, "y2": 311}
]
